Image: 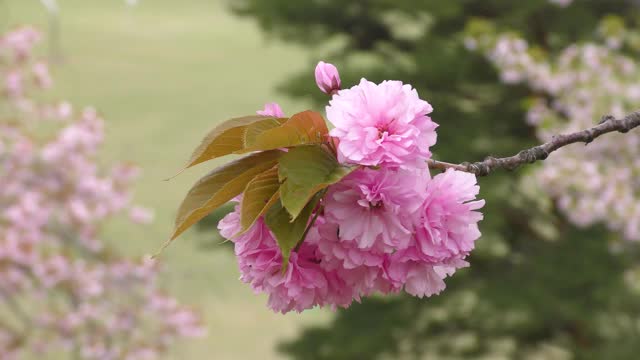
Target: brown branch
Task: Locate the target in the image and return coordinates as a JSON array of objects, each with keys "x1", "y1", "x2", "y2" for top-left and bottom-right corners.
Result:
[{"x1": 427, "y1": 111, "x2": 640, "y2": 176}]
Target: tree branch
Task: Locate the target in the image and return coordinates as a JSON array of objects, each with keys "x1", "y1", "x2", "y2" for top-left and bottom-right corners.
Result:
[{"x1": 427, "y1": 110, "x2": 640, "y2": 176}]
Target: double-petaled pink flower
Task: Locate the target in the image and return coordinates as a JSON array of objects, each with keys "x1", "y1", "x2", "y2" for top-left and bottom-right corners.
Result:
[
  {"x1": 414, "y1": 169, "x2": 485, "y2": 263},
  {"x1": 215, "y1": 65, "x2": 485, "y2": 314},
  {"x1": 324, "y1": 167, "x2": 427, "y2": 252},
  {"x1": 327, "y1": 78, "x2": 438, "y2": 168}
]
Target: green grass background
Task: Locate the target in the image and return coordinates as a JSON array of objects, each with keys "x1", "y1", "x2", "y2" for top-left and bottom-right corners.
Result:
[{"x1": 3, "y1": 0, "x2": 332, "y2": 358}]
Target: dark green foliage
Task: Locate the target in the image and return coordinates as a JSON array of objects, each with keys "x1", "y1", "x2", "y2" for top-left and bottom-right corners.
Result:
[
  {"x1": 278, "y1": 227, "x2": 640, "y2": 359},
  {"x1": 232, "y1": 0, "x2": 640, "y2": 358}
]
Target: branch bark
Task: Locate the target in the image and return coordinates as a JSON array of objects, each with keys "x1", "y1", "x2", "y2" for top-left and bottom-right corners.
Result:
[{"x1": 427, "y1": 111, "x2": 640, "y2": 176}]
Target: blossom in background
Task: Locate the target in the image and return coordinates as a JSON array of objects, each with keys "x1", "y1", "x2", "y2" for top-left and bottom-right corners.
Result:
[
  {"x1": 327, "y1": 78, "x2": 438, "y2": 168},
  {"x1": 4, "y1": 70, "x2": 22, "y2": 98},
  {"x1": 0, "y1": 27, "x2": 203, "y2": 359},
  {"x1": 470, "y1": 24, "x2": 640, "y2": 241},
  {"x1": 129, "y1": 206, "x2": 155, "y2": 224},
  {"x1": 32, "y1": 61, "x2": 52, "y2": 89},
  {"x1": 0, "y1": 26, "x2": 40, "y2": 61}
]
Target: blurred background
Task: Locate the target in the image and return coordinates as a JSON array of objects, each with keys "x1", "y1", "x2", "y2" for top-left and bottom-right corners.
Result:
[{"x1": 2, "y1": 0, "x2": 640, "y2": 359}]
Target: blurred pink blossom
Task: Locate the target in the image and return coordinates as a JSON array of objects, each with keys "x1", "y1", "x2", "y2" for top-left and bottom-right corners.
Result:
[
  {"x1": 256, "y1": 102, "x2": 284, "y2": 117},
  {"x1": 0, "y1": 26, "x2": 203, "y2": 359},
  {"x1": 129, "y1": 206, "x2": 155, "y2": 224}
]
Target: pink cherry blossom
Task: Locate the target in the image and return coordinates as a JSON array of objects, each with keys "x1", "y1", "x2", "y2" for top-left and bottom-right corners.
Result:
[
  {"x1": 4, "y1": 70, "x2": 22, "y2": 98},
  {"x1": 0, "y1": 26, "x2": 40, "y2": 61},
  {"x1": 218, "y1": 205, "x2": 331, "y2": 313},
  {"x1": 387, "y1": 260, "x2": 446, "y2": 298},
  {"x1": 263, "y1": 243, "x2": 329, "y2": 313},
  {"x1": 0, "y1": 26, "x2": 202, "y2": 359},
  {"x1": 212, "y1": 56, "x2": 487, "y2": 314},
  {"x1": 327, "y1": 78, "x2": 437, "y2": 167},
  {"x1": 32, "y1": 62, "x2": 52, "y2": 89},
  {"x1": 314, "y1": 61, "x2": 341, "y2": 94},
  {"x1": 324, "y1": 167, "x2": 427, "y2": 251},
  {"x1": 33, "y1": 255, "x2": 71, "y2": 288},
  {"x1": 256, "y1": 102, "x2": 284, "y2": 117},
  {"x1": 413, "y1": 169, "x2": 485, "y2": 263},
  {"x1": 215, "y1": 168, "x2": 485, "y2": 313},
  {"x1": 386, "y1": 253, "x2": 469, "y2": 298},
  {"x1": 308, "y1": 220, "x2": 390, "y2": 298},
  {"x1": 218, "y1": 201, "x2": 276, "y2": 256}
]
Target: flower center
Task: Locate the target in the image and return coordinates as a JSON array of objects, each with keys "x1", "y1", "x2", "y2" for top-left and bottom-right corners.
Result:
[
  {"x1": 377, "y1": 124, "x2": 391, "y2": 139},
  {"x1": 357, "y1": 186, "x2": 385, "y2": 210},
  {"x1": 376, "y1": 118, "x2": 397, "y2": 139}
]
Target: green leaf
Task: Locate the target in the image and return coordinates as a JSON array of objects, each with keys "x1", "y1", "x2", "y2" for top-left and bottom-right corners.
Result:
[
  {"x1": 240, "y1": 166, "x2": 281, "y2": 231},
  {"x1": 176, "y1": 115, "x2": 286, "y2": 172},
  {"x1": 265, "y1": 194, "x2": 321, "y2": 271},
  {"x1": 278, "y1": 145, "x2": 357, "y2": 220},
  {"x1": 243, "y1": 117, "x2": 286, "y2": 147},
  {"x1": 164, "y1": 150, "x2": 282, "y2": 249},
  {"x1": 238, "y1": 110, "x2": 329, "y2": 153}
]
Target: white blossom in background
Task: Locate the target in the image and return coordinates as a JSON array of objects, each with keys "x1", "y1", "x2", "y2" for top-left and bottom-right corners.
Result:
[{"x1": 468, "y1": 22, "x2": 640, "y2": 241}]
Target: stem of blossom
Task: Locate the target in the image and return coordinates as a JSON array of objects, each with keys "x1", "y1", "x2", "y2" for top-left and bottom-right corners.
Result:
[
  {"x1": 427, "y1": 110, "x2": 640, "y2": 176},
  {"x1": 295, "y1": 189, "x2": 328, "y2": 252}
]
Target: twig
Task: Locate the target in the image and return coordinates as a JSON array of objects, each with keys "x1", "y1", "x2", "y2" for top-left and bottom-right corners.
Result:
[
  {"x1": 427, "y1": 111, "x2": 640, "y2": 176},
  {"x1": 295, "y1": 189, "x2": 328, "y2": 252}
]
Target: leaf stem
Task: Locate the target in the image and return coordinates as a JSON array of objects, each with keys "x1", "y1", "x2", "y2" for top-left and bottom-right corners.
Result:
[{"x1": 294, "y1": 189, "x2": 328, "y2": 252}]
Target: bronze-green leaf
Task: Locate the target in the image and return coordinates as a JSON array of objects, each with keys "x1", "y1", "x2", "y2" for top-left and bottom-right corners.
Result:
[
  {"x1": 264, "y1": 194, "x2": 321, "y2": 271},
  {"x1": 238, "y1": 110, "x2": 329, "y2": 153},
  {"x1": 278, "y1": 145, "x2": 356, "y2": 220},
  {"x1": 178, "y1": 115, "x2": 286, "y2": 172},
  {"x1": 240, "y1": 166, "x2": 280, "y2": 231},
  {"x1": 242, "y1": 117, "x2": 286, "y2": 147},
  {"x1": 166, "y1": 150, "x2": 282, "y2": 247}
]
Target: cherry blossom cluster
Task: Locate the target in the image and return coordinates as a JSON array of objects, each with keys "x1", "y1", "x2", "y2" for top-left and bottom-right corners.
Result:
[
  {"x1": 218, "y1": 63, "x2": 485, "y2": 313},
  {"x1": 467, "y1": 20, "x2": 640, "y2": 240},
  {"x1": 1, "y1": 27, "x2": 203, "y2": 359}
]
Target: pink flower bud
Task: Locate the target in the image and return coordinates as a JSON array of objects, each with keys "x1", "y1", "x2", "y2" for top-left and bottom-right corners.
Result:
[{"x1": 314, "y1": 61, "x2": 341, "y2": 94}]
